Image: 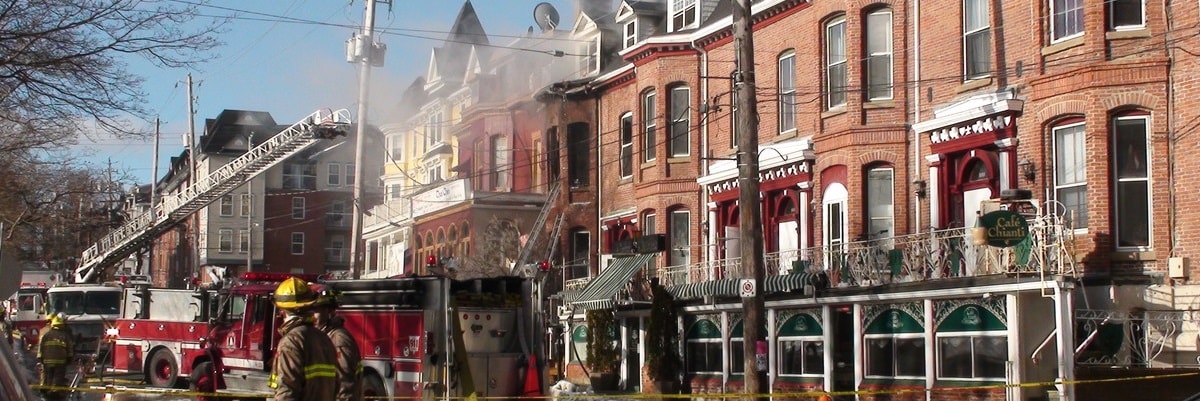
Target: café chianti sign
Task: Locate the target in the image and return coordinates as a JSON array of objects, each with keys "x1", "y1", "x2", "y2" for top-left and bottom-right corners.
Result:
[{"x1": 978, "y1": 210, "x2": 1029, "y2": 247}]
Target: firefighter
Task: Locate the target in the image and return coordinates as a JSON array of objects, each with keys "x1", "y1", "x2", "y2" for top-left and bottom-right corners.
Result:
[
  {"x1": 37, "y1": 313, "x2": 73, "y2": 401},
  {"x1": 313, "y1": 288, "x2": 363, "y2": 401},
  {"x1": 269, "y1": 277, "x2": 338, "y2": 401},
  {"x1": 0, "y1": 310, "x2": 11, "y2": 346}
]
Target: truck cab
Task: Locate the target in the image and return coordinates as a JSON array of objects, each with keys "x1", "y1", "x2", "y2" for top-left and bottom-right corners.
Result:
[{"x1": 46, "y1": 284, "x2": 123, "y2": 356}]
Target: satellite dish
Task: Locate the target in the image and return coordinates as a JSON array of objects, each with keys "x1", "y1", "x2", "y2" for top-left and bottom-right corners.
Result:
[{"x1": 533, "y1": 2, "x2": 560, "y2": 33}]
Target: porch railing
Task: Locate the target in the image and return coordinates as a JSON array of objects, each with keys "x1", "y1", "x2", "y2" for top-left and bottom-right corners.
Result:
[{"x1": 656, "y1": 214, "x2": 1075, "y2": 290}]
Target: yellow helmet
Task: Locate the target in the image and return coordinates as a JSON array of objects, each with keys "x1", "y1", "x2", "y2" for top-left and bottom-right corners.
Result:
[
  {"x1": 274, "y1": 277, "x2": 319, "y2": 311},
  {"x1": 49, "y1": 313, "x2": 66, "y2": 328}
]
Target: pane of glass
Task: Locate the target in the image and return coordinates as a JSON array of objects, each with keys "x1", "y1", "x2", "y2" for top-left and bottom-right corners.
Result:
[
  {"x1": 939, "y1": 337, "x2": 972, "y2": 378},
  {"x1": 1056, "y1": 185, "x2": 1088, "y2": 228},
  {"x1": 1116, "y1": 118, "x2": 1148, "y2": 179},
  {"x1": 828, "y1": 203, "x2": 843, "y2": 242},
  {"x1": 803, "y1": 341, "x2": 825, "y2": 375},
  {"x1": 1111, "y1": 0, "x2": 1142, "y2": 27},
  {"x1": 706, "y1": 342, "x2": 723, "y2": 372},
  {"x1": 867, "y1": 169, "x2": 894, "y2": 220},
  {"x1": 867, "y1": 12, "x2": 890, "y2": 54},
  {"x1": 964, "y1": 0, "x2": 987, "y2": 31},
  {"x1": 896, "y1": 338, "x2": 926, "y2": 376},
  {"x1": 965, "y1": 30, "x2": 991, "y2": 77},
  {"x1": 731, "y1": 340, "x2": 744, "y2": 373},
  {"x1": 868, "y1": 55, "x2": 892, "y2": 99},
  {"x1": 779, "y1": 341, "x2": 801, "y2": 374},
  {"x1": 829, "y1": 63, "x2": 847, "y2": 106},
  {"x1": 1117, "y1": 180, "x2": 1149, "y2": 247},
  {"x1": 866, "y1": 338, "x2": 895, "y2": 376},
  {"x1": 1055, "y1": 124, "x2": 1086, "y2": 184},
  {"x1": 974, "y1": 336, "x2": 1008, "y2": 378},
  {"x1": 827, "y1": 22, "x2": 846, "y2": 62}
]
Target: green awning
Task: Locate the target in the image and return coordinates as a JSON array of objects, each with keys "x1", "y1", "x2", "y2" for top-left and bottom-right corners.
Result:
[{"x1": 571, "y1": 253, "x2": 656, "y2": 310}]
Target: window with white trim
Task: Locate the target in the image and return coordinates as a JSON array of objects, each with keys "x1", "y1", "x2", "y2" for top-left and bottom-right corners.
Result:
[
  {"x1": 219, "y1": 196, "x2": 233, "y2": 216},
  {"x1": 936, "y1": 304, "x2": 1008, "y2": 380},
  {"x1": 865, "y1": 9, "x2": 893, "y2": 100},
  {"x1": 426, "y1": 112, "x2": 443, "y2": 150},
  {"x1": 282, "y1": 163, "x2": 316, "y2": 190},
  {"x1": 571, "y1": 325, "x2": 589, "y2": 362},
  {"x1": 963, "y1": 0, "x2": 991, "y2": 80},
  {"x1": 624, "y1": 20, "x2": 638, "y2": 48},
  {"x1": 620, "y1": 112, "x2": 634, "y2": 178},
  {"x1": 291, "y1": 197, "x2": 305, "y2": 220},
  {"x1": 1113, "y1": 114, "x2": 1150, "y2": 248},
  {"x1": 668, "y1": 85, "x2": 690, "y2": 157},
  {"x1": 685, "y1": 319, "x2": 721, "y2": 374},
  {"x1": 643, "y1": 212, "x2": 656, "y2": 235},
  {"x1": 238, "y1": 229, "x2": 249, "y2": 253},
  {"x1": 866, "y1": 167, "x2": 895, "y2": 241},
  {"x1": 580, "y1": 37, "x2": 599, "y2": 74},
  {"x1": 1053, "y1": 121, "x2": 1088, "y2": 229},
  {"x1": 671, "y1": 0, "x2": 698, "y2": 31},
  {"x1": 388, "y1": 134, "x2": 404, "y2": 161},
  {"x1": 823, "y1": 183, "x2": 848, "y2": 272},
  {"x1": 778, "y1": 50, "x2": 797, "y2": 133},
  {"x1": 240, "y1": 194, "x2": 251, "y2": 217},
  {"x1": 825, "y1": 16, "x2": 848, "y2": 109},
  {"x1": 328, "y1": 163, "x2": 341, "y2": 186},
  {"x1": 865, "y1": 310, "x2": 926, "y2": 378},
  {"x1": 345, "y1": 163, "x2": 355, "y2": 186},
  {"x1": 492, "y1": 135, "x2": 510, "y2": 189},
  {"x1": 218, "y1": 229, "x2": 233, "y2": 253},
  {"x1": 291, "y1": 232, "x2": 305, "y2": 255},
  {"x1": 1108, "y1": 0, "x2": 1144, "y2": 31},
  {"x1": 643, "y1": 91, "x2": 657, "y2": 162},
  {"x1": 669, "y1": 209, "x2": 691, "y2": 268},
  {"x1": 1050, "y1": 0, "x2": 1084, "y2": 42},
  {"x1": 777, "y1": 313, "x2": 825, "y2": 376}
]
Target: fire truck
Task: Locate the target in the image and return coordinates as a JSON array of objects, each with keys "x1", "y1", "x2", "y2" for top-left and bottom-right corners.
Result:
[
  {"x1": 6, "y1": 282, "x2": 49, "y2": 347},
  {"x1": 107, "y1": 272, "x2": 536, "y2": 401}
]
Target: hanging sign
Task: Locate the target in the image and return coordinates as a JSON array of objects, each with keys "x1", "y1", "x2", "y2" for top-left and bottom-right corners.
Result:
[{"x1": 978, "y1": 210, "x2": 1029, "y2": 248}]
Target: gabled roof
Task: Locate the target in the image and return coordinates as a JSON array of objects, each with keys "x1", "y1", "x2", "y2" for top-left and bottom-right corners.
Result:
[
  {"x1": 618, "y1": 0, "x2": 666, "y2": 21},
  {"x1": 426, "y1": 1, "x2": 490, "y2": 90},
  {"x1": 199, "y1": 110, "x2": 277, "y2": 153}
]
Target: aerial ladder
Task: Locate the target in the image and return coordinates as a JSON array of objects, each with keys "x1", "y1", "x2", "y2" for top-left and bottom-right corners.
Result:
[{"x1": 74, "y1": 109, "x2": 353, "y2": 283}]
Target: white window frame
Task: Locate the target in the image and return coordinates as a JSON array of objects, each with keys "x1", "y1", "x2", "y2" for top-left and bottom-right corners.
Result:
[
  {"x1": 777, "y1": 335, "x2": 825, "y2": 377},
  {"x1": 1053, "y1": 122, "x2": 1088, "y2": 230},
  {"x1": 668, "y1": 86, "x2": 690, "y2": 157},
  {"x1": 328, "y1": 163, "x2": 341, "y2": 186},
  {"x1": 643, "y1": 91, "x2": 657, "y2": 162},
  {"x1": 492, "y1": 135, "x2": 510, "y2": 190},
  {"x1": 670, "y1": 0, "x2": 698, "y2": 31},
  {"x1": 685, "y1": 321, "x2": 722, "y2": 375},
  {"x1": 624, "y1": 20, "x2": 638, "y2": 48},
  {"x1": 643, "y1": 212, "x2": 656, "y2": 235},
  {"x1": 1112, "y1": 114, "x2": 1151, "y2": 249},
  {"x1": 778, "y1": 50, "x2": 797, "y2": 134},
  {"x1": 291, "y1": 232, "x2": 305, "y2": 255},
  {"x1": 865, "y1": 9, "x2": 894, "y2": 101},
  {"x1": 426, "y1": 112, "x2": 444, "y2": 150},
  {"x1": 935, "y1": 331, "x2": 1009, "y2": 380},
  {"x1": 238, "y1": 229, "x2": 250, "y2": 253},
  {"x1": 240, "y1": 193, "x2": 252, "y2": 217},
  {"x1": 388, "y1": 134, "x2": 404, "y2": 161},
  {"x1": 823, "y1": 183, "x2": 848, "y2": 271},
  {"x1": 218, "y1": 229, "x2": 233, "y2": 253},
  {"x1": 864, "y1": 332, "x2": 927, "y2": 379},
  {"x1": 620, "y1": 112, "x2": 634, "y2": 179},
  {"x1": 963, "y1": 0, "x2": 992, "y2": 80},
  {"x1": 292, "y1": 197, "x2": 306, "y2": 220},
  {"x1": 345, "y1": 163, "x2": 355, "y2": 186},
  {"x1": 825, "y1": 16, "x2": 848, "y2": 109},
  {"x1": 865, "y1": 167, "x2": 895, "y2": 244},
  {"x1": 669, "y1": 210, "x2": 691, "y2": 268},
  {"x1": 219, "y1": 195, "x2": 233, "y2": 217},
  {"x1": 1050, "y1": 0, "x2": 1084, "y2": 43},
  {"x1": 580, "y1": 37, "x2": 599, "y2": 74},
  {"x1": 1108, "y1": 0, "x2": 1145, "y2": 31}
]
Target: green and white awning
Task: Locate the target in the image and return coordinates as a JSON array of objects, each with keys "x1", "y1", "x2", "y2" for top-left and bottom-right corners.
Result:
[
  {"x1": 571, "y1": 253, "x2": 656, "y2": 310},
  {"x1": 666, "y1": 272, "x2": 821, "y2": 300}
]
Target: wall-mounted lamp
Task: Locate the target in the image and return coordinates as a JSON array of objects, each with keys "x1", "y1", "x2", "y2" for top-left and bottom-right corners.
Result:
[
  {"x1": 701, "y1": 220, "x2": 710, "y2": 236},
  {"x1": 912, "y1": 179, "x2": 927, "y2": 198},
  {"x1": 1018, "y1": 159, "x2": 1036, "y2": 182}
]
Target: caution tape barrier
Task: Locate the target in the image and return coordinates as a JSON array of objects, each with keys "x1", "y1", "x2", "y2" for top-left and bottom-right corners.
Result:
[{"x1": 29, "y1": 371, "x2": 1200, "y2": 400}]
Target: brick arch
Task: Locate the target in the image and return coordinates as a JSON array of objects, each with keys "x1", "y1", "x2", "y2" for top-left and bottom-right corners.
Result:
[
  {"x1": 852, "y1": 0, "x2": 904, "y2": 9},
  {"x1": 1100, "y1": 91, "x2": 1164, "y2": 111},
  {"x1": 856, "y1": 149, "x2": 902, "y2": 166},
  {"x1": 1034, "y1": 99, "x2": 1090, "y2": 123}
]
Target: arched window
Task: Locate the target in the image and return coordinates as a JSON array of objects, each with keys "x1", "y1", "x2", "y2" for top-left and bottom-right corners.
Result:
[
  {"x1": 865, "y1": 8, "x2": 893, "y2": 100},
  {"x1": 1112, "y1": 111, "x2": 1150, "y2": 248},
  {"x1": 778, "y1": 49, "x2": 797, "y2": 134}
]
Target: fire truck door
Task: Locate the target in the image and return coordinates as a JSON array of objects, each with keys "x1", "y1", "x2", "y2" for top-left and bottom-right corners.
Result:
[
  {"x1": 219, "y1": 295, "x2": 253, "y2": 367},
  {"x1": 242, "y1": 296, "x2": 275, "y2": 368}
]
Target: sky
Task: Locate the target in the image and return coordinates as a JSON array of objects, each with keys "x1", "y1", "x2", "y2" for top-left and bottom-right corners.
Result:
[{"x1": 76, "y1": 0, "x2": 578, "y2": 185}]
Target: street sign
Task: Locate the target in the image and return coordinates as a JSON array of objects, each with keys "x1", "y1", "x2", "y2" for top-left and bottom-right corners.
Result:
[{"x1": 739, "y1": 279, "x2": 756, "y2": 298}]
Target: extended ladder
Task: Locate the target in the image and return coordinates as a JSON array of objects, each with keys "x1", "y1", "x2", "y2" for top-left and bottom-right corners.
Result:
[
  {"x1": 513, "y1": 181, "x2": 561, "y2": 276},
  {"x1": 74, "y1": 109, "x2": 353, "y2": 283}
]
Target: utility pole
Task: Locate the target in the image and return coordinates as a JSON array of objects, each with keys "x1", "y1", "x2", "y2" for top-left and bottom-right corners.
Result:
[
  {"x1": 247, "y1": 133, "x2": 255, "y2": 273},
  {"x1": 148, "y1": 117, "x2": 160, "y2": 277},
  {"x1": 186, "y1": 73, "x2": 201, "y2": 282},
  {"x1": 733, "y1": 0, "x2": 767, "y2": 399},
  {"x1": 348, "y1": 0, "x2": 387, "y2": 279}
]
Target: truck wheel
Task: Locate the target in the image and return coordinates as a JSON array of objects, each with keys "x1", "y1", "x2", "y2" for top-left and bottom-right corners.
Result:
[
  {"x1": 145, "y1": 348, "x2": 179, "y2": 388},
  {"x1": 190, "y1": 361, "x2": 216, "y2": 400},
  {"x1": 363, "y1": 372, "x2": 387, "y2": 399}
]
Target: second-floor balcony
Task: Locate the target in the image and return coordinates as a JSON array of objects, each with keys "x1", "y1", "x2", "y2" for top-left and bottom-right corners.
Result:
[{"x1": 656, "y1": 217, "x2": 1076, "y2": 300}]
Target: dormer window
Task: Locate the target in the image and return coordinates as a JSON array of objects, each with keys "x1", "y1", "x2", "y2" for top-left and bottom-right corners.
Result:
[
  {"x1": 624, "y1": 20, "x2": 638, "y2": 48},
  {"x1": 580, "y1": 37, "x2": 599, "y2": 74},
  {"x1": 671, "y1": 0, "x2": 698, "y2": 31}
]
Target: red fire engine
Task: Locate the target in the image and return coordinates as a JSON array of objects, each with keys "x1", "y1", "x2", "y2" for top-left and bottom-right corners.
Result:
[
  {"x1": 6, "y1": 282, "x2": 49, "y2": 348},
  {"x1": 107, "y1": 272, "x2": 537, "y2": 400}
]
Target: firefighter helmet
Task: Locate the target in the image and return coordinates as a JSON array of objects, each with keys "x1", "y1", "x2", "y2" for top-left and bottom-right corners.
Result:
[
  {"x1": 274, "y1": 277, "x2": 319, "y2": 311},
  {"x1": 311, "y1": 285, "x2": 339, "y2": 309},
  {"x1": 49, "y1": 313, "x2": 66, "y2": 328}
]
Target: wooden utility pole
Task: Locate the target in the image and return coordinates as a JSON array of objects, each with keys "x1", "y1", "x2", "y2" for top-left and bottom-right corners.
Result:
[
  {"x1": 733, "y1": 0, "x2": 767, "y2": 399},
  {"x1": 349, "y1": 0, "x2": 388, "y2": 279}
]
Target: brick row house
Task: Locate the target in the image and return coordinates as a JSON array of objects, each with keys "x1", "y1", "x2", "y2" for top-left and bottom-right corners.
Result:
[
  {"x1": 144, "y1": 109, "x2": 381, "y2": 287},
  {"x1": 509, "y1": 0, "x2": 1200, "y2": 400}
]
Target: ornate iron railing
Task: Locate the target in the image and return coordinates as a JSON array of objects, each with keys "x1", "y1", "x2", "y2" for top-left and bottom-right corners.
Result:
[{"x1": 656, "y1": 212, "x2": 1076, "y2": 290}]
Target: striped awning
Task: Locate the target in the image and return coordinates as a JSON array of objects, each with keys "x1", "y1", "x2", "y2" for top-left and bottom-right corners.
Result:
[
  {"x1": 667, "y1": 273, "x2": 823, "y2": 300},
  {"x1": 571, "y1": 253, "x2": 656, "y2": 310}
]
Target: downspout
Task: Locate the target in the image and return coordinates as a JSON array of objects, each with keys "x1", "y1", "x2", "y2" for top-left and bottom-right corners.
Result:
[
  {"x1": 692, "y1": 37, "x2": 712, "y2": 261},
  {"x1": 593, "y1": 85, "x2": 604, "y2": 277},
  {"x1": 1166, "y1": 0, "x2": 1177, "y2": 259}
]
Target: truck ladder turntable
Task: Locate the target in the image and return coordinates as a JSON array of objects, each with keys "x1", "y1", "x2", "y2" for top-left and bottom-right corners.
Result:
[{"x1": 74, "y1": 109, "x2": 353, "y2": 283}]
